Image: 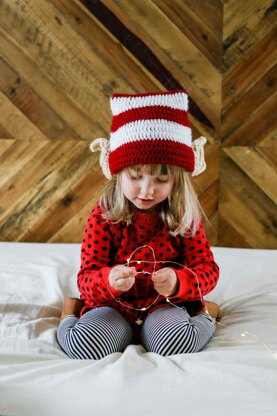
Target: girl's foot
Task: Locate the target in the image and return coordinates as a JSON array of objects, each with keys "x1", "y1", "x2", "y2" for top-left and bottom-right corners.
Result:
[
  {"x1": 204, "y1": 300, "x2": 220, "y2": 321},
  {"x1": 60, "y1": 297, "x2": 84, "y2": 320}
]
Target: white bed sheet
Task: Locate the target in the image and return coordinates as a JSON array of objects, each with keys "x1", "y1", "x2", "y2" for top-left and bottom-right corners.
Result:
[{"x1": 0, "y1": 242, "x2": 276, "y2": 416}]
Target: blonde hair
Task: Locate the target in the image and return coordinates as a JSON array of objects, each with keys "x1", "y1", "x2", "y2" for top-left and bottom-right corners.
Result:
[{"x1": 100, "y1": 164, "x2": 204, "y2": 237}]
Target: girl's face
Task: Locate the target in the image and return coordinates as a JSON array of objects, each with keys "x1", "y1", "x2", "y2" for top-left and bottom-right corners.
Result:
[{"x1": 121, "y1": 166, "x2": 175, "y2": 211}]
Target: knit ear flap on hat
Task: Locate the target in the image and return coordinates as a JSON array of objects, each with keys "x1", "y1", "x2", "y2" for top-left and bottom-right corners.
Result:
[
  {"x1": 90, "y1": 138, "x2": 112, "y2": 179},
  {"x1": 192, "y1": 136, "x2": 207, "y2": 176}
]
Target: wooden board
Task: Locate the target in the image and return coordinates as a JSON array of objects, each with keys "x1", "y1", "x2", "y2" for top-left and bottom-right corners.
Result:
[{"x1": 0, "y1": 0, "x2": 276, "y2": 248}]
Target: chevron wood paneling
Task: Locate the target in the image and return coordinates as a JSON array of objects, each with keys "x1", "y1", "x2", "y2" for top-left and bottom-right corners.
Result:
[
  {"x1": 0, "y1": 0, "x2": 276, "y2": 248},
  {"x1": 219, "y1": 0, "x2": 277, "y2": 248}
]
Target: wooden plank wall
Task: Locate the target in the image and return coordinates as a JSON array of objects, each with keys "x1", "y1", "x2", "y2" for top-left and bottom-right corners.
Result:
[{"x1": 0, "y1": 0, "x2": 276, "y2": 248}]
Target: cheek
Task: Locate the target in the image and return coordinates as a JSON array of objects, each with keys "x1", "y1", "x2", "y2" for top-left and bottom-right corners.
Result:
[
  {"x1": 160, "y1": 182, "x2": 174, "y2": 197},
  {"x1": 122, "y1": 178, "x2": 137, "y2": 196}
]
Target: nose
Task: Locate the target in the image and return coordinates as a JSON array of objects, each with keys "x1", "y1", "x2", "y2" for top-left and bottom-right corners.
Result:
[{"x1": 140, "y1": 178, "x2": 154, "y2": 198}]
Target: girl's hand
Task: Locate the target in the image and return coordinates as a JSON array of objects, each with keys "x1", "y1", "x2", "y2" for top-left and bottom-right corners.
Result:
[
  {"x1": 152, "y1": 268, "x2": 178, "y2": 297},
  {"x1": 109, "y1": 265, "x2": 137, "y2": 292}
]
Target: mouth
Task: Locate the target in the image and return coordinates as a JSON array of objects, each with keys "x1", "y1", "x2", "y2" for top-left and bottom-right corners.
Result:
[{"x1": 137, "y1": 198, "x2": 154, "y2": 204}]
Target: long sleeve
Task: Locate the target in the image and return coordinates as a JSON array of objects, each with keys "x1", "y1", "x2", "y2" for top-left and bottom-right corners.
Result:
[
  {"x1": 170, "y1": 222, "x2": 219, "y2": 302},
  {"x1": 77, "y1": 203, "x2": 122, "y2": 305}
]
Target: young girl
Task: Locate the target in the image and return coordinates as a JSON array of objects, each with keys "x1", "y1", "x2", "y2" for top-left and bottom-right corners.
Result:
[{"x1": 57, "y1": 90, "x2": 220, "y2": 359}]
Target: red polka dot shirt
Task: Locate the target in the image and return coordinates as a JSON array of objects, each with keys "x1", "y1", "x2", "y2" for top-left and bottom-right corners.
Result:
[{"x1": 77, "y1": 201, "x2": 219, "y2": 325}]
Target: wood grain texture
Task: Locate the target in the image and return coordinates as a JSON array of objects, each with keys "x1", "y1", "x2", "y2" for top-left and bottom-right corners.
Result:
[
  {"x1": 219, "y1": 153, "x2": 277, "y2": 248},
  {"x1": 0, "y1": 0, "x2": 276, "y2": 248}
]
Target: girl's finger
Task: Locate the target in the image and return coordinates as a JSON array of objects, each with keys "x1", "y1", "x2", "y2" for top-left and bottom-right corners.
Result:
[
  {"x1": 152, "y1": 273, "x2": 166, "y2": 283},
  {"x1": 117, "y1": 267, "x2": 136, "y2": 279}
]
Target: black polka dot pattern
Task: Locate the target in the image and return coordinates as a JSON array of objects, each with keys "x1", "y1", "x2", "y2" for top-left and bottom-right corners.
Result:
[{"x1": 77, "y1": 201, "x2": 219, "y2": 321}]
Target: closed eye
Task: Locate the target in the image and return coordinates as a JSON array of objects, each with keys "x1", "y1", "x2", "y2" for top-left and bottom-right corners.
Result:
[
  {"x1": 156, "y1": 177, "x2": 169, "y2": 183},
  {"x1": 129, "y1": 174, "x2": 142, "y2": 180}
]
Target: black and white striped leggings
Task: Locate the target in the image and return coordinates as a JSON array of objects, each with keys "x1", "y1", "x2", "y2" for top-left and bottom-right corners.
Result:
[{"x1": 57, "y1": 305, "x2": 216, "y2": 359}]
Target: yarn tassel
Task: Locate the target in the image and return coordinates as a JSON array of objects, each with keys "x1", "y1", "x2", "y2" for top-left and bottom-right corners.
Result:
[
  {"x1": 192, "y1": 136, "x2": 207, "y2": 176},
  {"x1": 90, "y1": 138, "x2": 112, "y2": 179}
]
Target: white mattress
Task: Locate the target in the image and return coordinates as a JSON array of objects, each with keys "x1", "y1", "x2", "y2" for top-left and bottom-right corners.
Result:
[{"x1": 0, "y1": 242, "x2": 276, "y2": 416}]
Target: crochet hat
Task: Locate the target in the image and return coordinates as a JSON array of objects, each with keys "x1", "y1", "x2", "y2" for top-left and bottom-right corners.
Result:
[{"x1": 90, "y1": 90, "x2": 207, "y2": 179}]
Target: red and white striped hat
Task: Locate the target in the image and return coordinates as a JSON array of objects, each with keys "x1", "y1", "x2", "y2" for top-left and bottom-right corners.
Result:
[{"x1": 90, "y1": 90, "x2": 206, "y2": 179}]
